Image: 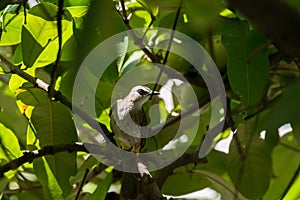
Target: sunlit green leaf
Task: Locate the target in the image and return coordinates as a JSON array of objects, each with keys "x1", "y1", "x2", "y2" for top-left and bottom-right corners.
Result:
[
  {"x1": 21, "y1": 3, "x2": 73, "y2": 68},
  {"x1": 33, "y1": 157, "x2": 64, "y2": 200},
  {"x1": 0, "y1": 82, "x2": 27, "y2": 146},
  {"x1": 0, "y1": 11, "x2": 23, "y2": 46}
]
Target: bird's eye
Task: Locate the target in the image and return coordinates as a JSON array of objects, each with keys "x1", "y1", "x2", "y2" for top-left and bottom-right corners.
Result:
[{"x1": 137, "y1": 89, "x2": 148, "y2": 95}]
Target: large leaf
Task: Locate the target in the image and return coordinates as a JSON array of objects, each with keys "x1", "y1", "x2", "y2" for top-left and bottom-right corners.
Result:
[
  {"x1": 227, "y1": 120, "x2": 272, "y2": 199},
  {"x1": 263, "y1": 134, "x2": 300, "y2": 200},
  {"x1": 0, "y1": 82, "x2": 28, "y2": 147},
  {"x1": 16, "y1": 82, "x2": 49, "y2": 106},
  {"x1": 31, "y1": 100, "x2": 77, "y2": 197},
  {"x1": 162, "y1": 151, "x2": 226, "y2": 196},
  {"x1": 221, "y1": 19, "x2": 269, "y2": 107},
  {"x1": 0, "y1": 7, "x2": 24, "y2": 46},
  {"x1": 0, "y1": 123, "x2": 22, "y2": 163},
  {"x1": 33, "y1": 157, "x2": 64, "y2": 200},
  {"x1": 87, "y1": 167, "x2": 113, "y2": 200},
  {"x1": 194, "y1": 170, "x2": 247, "y2": 200},
  {"x1": 76, "y1": 0, "x2": 125, "y2": 63},
  {"x1": 21, "y1": 2, "x2": 73, "y2": 68},
  {"x1": 260, "y1": 79, "x2": 300, "y2": 145}
]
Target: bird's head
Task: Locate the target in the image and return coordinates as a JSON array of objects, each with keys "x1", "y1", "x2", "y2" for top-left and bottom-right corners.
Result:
[{"x1": 124, "y1": 85, "x2": 159, "y2": 108}]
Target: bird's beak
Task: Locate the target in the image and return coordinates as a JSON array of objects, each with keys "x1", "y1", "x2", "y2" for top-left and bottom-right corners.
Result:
[{"x1": 150, "y1": 91, "x2": 160, "y2": 96}]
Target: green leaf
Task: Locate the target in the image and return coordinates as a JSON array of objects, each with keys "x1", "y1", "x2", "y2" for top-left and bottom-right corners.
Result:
[
  {"x1": 0, "y1": 123, "x2": 22, "y2": 178},
  {"x1": 227, "y1": 120, "x2": 272, "y2": 199},
  {"x1": 116, "y1": 36, "x2": 129, "y2": 73},
  {"x1": 221, "y1": 19, "x2": 269, "y2": 106},
  {"x1": 263, "y1": 134, "x2": 300, "y2": 200},
  {"x1": 126, "y1": 1, "x2": 152, "y2": 28},
  {"x1": 31, "y1": 100, "x2": 77, "y2": 146},
  {"x1": 21, "y1": 26, "x2": 45, "y2": 68},
  {"x1": 31, "y1": 101, "x2": 77, "y2": 197},
  {"x1": 194, "y1": 170, "x2": 248, "y2": 200},
  {"x1": 21, "y1": 3, "x2": 73, "y2": 68},
  {"x1": 95, "y1": 81, "x2": 113, "y2": 116},
  {"x1": 261, "y1": 79, "x2": 300, "y2": 145},
  {"x1": 162, "y1": 151, "x2": 226, "y2": 196},
  {"x1": 120, "y1": 50, "x2": 144, "y2": 74},
  {"x1": 0, "y1": 123, "x2": 22, "y2": 160},
  {"x1": 33, "y1": 157, "x2": 64, "y2": 200},
  {"x1": 76, "y1": 0, "x2": 125, "y2": 62},
  {"x1": 87, "y1": 168, "x2": 113, "y2": 200},
  {"x1": 70, "y1": 155, "x2": 99, "y2": 185},
  {"x1": 0, "y1": 83, "x2": 28, "y2": 147},
  {"x1": 162, "y1": 172, "x2": 211, "y2": 196},
  {"x1": 16, "y1": 82, "x2": 48, "y2": 106},
  {"x1": 283, "y1": 173, "x2": 300, "y2": 200},
  {"x1": 0, "y1": 10, "x2": 23, "y2": 46}
]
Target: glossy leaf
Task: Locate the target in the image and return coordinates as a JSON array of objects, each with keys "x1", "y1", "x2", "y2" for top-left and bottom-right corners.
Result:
[
  {"x1": 221, "y1": 19, "x2": 269, "y2": 106},
  {"x1": 0, "y1": 123, "x2": 22, "y2": 162},
  {"x1": 87, "y1": 168, "x2": 113, "y2": 200},
  {"x1": 33, "y1": 157, "x2": 64, "y2": 200},
  {"x1": 261, "y1": 79, "x2": 300, "y2": 145},
  {"x1": 194, "y1": 170, "x2": 247, "y2": 200},
  {"x1": 0, "y1": 11, "x2": 23, "y2": 45},
  {"x1": 31, "y1": 101, "x2": 77, "y2": 196},
  {"x1": 21, "y1": 3, "x2": 73, "y2": 68},
  {"x1": 263, "y1": 134, "x2": 300, "y2": 200},
  {"x1": 162, "y1": 151, "x2": 226, "y2": 195},
  {"x1": 227, "y1": 120, "x2": 272, "y2": 199},
  {"x1": 0, "y1": 82, "x2": 28, "y2": 146}
]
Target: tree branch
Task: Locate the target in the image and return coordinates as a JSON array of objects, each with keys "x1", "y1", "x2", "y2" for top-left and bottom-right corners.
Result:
[
  {"x1": 0, "y1": 143, "x2": 87, "y2": 177},
  {"x1": 0, "y1": 54, "x2": 116, "y2": 145}
]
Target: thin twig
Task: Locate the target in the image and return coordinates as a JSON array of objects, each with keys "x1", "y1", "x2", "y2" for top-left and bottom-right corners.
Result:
[
  {"x1": 49, "y1": 0, "x2": 64, "y2": 98},
  {"x1": 151, "y1": 0, "x2": 183, "y2": 96},
  {"x1": 75, "y1": 169, "x2": 90, "y2": 200}
]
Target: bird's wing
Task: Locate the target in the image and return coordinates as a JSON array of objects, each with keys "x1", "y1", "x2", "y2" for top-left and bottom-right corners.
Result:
[{"x1": 115, "y1": 99, "x2": 133, "y2": 120}]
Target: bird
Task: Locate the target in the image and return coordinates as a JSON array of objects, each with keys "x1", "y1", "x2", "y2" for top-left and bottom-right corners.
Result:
[
  {"x1": 109, "y1": 85, "x2": 160, "y2": 199},
  {"x1": 110, "y1": 85, "x2": 159, "y2": 152}
]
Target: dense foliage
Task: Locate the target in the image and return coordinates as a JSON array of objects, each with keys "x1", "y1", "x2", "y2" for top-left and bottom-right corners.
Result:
[{"x1": 0, "y1": 0, "x2": 300, "y2": 199}]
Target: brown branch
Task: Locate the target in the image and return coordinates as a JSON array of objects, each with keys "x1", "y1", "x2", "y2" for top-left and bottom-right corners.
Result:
[
  {"x1": 228, "y1": 0, "x2": 300, "y2": 57},
  {"x1": 0, "y1": 143, "x2": 87, "y2": 177},
  {"x1": 0, "y1": 54, "x2": 116, "y2": 145}
]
